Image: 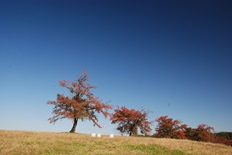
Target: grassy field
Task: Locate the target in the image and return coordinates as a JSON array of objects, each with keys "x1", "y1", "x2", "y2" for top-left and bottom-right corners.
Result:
[{"x1": 0, "y1": 130, "x2": 232, "y2": 155}]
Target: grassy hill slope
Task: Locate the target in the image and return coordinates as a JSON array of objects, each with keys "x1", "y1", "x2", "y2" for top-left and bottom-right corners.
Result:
[{"x1": 0, "y1": 130, "x2": 231, "y2": 155}]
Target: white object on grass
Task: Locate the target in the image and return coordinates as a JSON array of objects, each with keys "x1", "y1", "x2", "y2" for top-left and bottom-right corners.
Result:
[
  {"x1": 109, "y1": 134, "x2": 114, "y2": 138},
  {"x1": 91, "y1": 133, "x2": 96, "y2": 137}
]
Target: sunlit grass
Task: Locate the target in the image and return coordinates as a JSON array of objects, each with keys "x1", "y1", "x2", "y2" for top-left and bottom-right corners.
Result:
[{"x1": 0, "y1": 130, "x2": 231, "y2": 155}]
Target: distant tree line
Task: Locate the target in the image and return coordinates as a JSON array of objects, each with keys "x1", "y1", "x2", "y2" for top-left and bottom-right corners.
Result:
[
  {"x1": 48, "y1": 71, "x2": 232, "y2": 146},
  {"x1": 215, "y1": 132, "x2": 232, "y2": 140}
]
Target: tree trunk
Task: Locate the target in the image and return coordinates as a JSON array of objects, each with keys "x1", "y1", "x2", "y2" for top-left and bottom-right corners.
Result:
[{"x1": 69, "y1": 118, "x2": 78, "y2": 133}]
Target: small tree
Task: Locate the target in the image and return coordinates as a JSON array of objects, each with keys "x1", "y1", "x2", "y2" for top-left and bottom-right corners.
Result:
[
  {"x1": 154, "y1": 116, "x2": 187, "y2": 139},
  {"x1": 185, "y1": 124, "x2": 214, "y2": 142},
  {"x1": 111, "y1": 106, "x2": 152, "y2": 136},
  {"x1": 196, "y1": 124, "x2": 215, "y2": 142},
  {"x1": 47, "y1": 71, "x2": 112, "y2": 133}
]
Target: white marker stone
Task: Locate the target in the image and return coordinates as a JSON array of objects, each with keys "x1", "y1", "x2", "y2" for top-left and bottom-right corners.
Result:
[
  {"x1": 109, "y1": 134, "x2": 114, "y2": 138},
  {"x1": 91, "y1": 133, "x2": 96, "y2": 137}
]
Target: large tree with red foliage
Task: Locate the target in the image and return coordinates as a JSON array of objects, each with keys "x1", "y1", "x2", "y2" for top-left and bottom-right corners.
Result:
[
  {"x1": 111, "y1": 106, "x2": 152, "y2": 136},
  {"x1": 47, "y1": 71, "x2": 112, "y2": 133},
  {"x1": 154, "y1": 116, "x2": 187, "y2": 139}
]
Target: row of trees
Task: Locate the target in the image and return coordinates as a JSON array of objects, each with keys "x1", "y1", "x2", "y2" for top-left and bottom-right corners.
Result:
[
  {"x1": 154, "y1": 116, "x2": 215, "y2": 141},
  {"x1": 48, "y1": 71, "x2": 231, "y2": 146},
  {"x1": 153, "y1": 116, "x2": 232, "y2": 146}
]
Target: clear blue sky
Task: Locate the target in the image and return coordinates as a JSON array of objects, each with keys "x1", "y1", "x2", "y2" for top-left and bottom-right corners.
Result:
[{"x1": 0, "y1": 0, "x2": 231, "y2": 135}]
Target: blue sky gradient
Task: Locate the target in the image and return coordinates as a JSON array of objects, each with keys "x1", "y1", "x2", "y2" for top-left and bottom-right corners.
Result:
[{"x1": 0, "y1": 0, "x2": 231, "y2": 134}]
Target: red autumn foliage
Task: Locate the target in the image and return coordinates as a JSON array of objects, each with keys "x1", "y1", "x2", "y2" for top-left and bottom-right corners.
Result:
[
  {"x1": 185, "y1": 124, "x2": 215, "y2": 142},
  {"x1": 47, "y1": 71, "x2": 112, "y2": 133},
  {"x1": 196, "y1": 124, "x2": 215, "y2": 142},
  {"x1": 154, "y1": 116, "x2": 187, "y2": 139},
  {"x1": 213, "y1": 136, "x2": 232, "y2": 146},
  {"x1": 153, "y1": 116, "x2": 231, "y2": 146},
  {"x1": 214, "y1": 132, "x2": 232, "y2": 146},
  {"x1": 111, "y1": 106, "x2": 152, "y2": 136}
]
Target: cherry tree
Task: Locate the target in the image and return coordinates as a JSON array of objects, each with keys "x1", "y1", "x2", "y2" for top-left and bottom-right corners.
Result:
[{"x1": 47, "y1": 71, "x2": 112, "y2": 133}]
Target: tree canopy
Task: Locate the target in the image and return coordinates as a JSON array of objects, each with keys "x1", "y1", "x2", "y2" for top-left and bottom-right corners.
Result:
[
  {"x1": 154, "y1": 115, "x2": 187, "y2": 139},
  {"x1": 111, "y1": 106, "x2": 152, "y2": 136},
  {"x1": 47, "y1": 71, "x2": 112, "y2": 132}
]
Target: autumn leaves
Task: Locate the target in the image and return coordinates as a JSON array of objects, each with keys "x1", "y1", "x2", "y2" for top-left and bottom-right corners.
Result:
[
  {"x1": 47, "y1": 71, "x2": 215, "y2": 141},
  {"x1": 48, "y1": 71, "x2": 112, "y2": 132},
  {"x1": 111, "y1": 106, "x2": 152, "y2": 136}
]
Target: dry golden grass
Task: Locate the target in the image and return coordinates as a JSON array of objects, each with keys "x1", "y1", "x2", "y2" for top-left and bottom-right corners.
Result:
[
  {"x1": 149, "y1": 138, "x2": 232, "y2": 155},
  {"x1": 0, "y1": 130, "x2": 231, "y2": 155}
]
